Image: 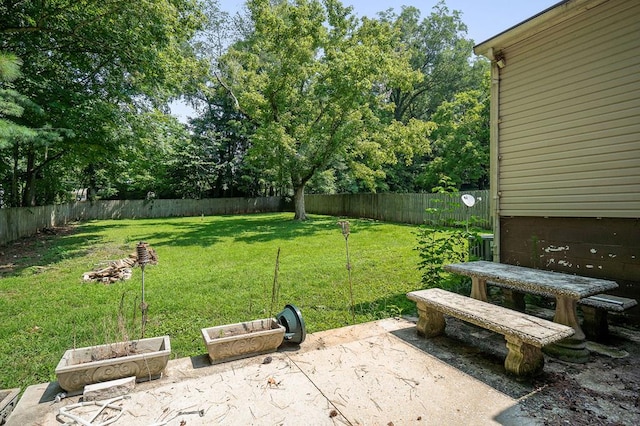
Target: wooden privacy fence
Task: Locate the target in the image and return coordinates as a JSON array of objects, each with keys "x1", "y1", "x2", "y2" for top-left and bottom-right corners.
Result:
[
  {"x1": 0, "y1": 197, "x2": 284, "y2": 246},
  {"x1": 305, "y1": 191, "x2": 491, "y2": 229},
  {"x1": 0, "y1": 191, "x2": 491, "y2": 246}
]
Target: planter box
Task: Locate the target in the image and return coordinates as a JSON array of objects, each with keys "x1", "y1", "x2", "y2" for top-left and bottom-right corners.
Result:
[
  {"x1": 202, "y1": 318, "x2": 285, "y2": 364},
  {"x1": 0, "y1": 388, "x2": 19, "y2": 426},
  {"x1": 55, "y1": 335, "x2": 171, "y2": 392}
]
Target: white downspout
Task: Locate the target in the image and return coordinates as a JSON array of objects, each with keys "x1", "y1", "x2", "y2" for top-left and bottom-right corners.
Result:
[{"x1": 488, "y1": 51, "x2": 502, "y2": 262}]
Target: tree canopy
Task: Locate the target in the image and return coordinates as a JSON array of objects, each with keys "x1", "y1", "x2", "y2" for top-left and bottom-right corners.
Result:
[
  {"x1": 0, "y1": 0, "x2": 490, "y2": 209},
  {"x1": 375, "y1": 2, "x2": 489, "y2": 193},
  {"x1": 217, "y1": 0, "x2": 432, "y2": 219},
  {"x1": 0, "y1": 0, "x2": 207, "y2": 206},
  {"x1": 421, "y1": 72, "x2": 490, "y2": 190}
]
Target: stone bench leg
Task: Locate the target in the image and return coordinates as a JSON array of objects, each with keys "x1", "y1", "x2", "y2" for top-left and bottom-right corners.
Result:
[
  {"x1": 415, "y1": 302, "x2": 446, "y2": 338},
  {"x1": 470, "y1": 277, "x2": 488, "y2": 302},
  {"x1": 581, "y1": 305, "x2": 608, "y2": 341},
  {"x1": 504, "y1": 335, "x2": 544, "y2": 377},
  {"x1": 545, "y1": 296, "x2": 589, "y2": 363},
  {"x1": 502, "y1": 289, "x2": 526, "y2": 312}
]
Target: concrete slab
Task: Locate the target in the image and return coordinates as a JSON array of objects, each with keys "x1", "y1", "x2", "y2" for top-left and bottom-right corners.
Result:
[
  {"x1": 7, "y1": 318, "x2": 522, "y2": 425},
  {"x1": 290, "y1": 329, "x2": 515, "y2": 424}
]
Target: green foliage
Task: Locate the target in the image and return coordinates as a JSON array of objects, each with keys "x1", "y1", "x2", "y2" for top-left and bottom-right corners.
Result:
[
  {"x1": 376, "y1": 2, "x2": 490, "y2": 193},
  {"x1": 169, "y1": 82, "x2": 273, "y2": 198},
  {"x1": 99, "y1": 111, "x2": 190, "y2": 200},
  {"x1": 380, "y1": 2, "x2": 487, "y2": 122},
  {"x1": 415, "y1": 226, "x2": 480, "y2": 292},
  {"x1": 419, "y1": 72, "x2": 490, "y2": 190},
  {"x1": 0, "y1": 0, "x2": 208, "y2": 206},
  {"x1": 218, "y1": 0, "x2": 426, "y2": 219},
  {"x1": 0, "y1": 51, "x2": 70, "y2": 206},
  {"x1": 0, "y1": 53, "x2": 36, "y2": 147},
  {"x1": 1, "y1": 0, "x2": 492, "y2": 207},
  {"x1": 0, "y1": 213, "x2": 422, "y2": 390},
  {"x1": 415, "y1": 184, "x2": 483, "y2": 292}
]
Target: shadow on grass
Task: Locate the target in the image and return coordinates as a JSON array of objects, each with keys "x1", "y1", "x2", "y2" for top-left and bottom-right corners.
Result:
[
  {"x1": 0, "y1": 226, "x2": 102, "y2": 278},
  {"x1": 0, "y1": 214, "x2": 386, "y2": 278},
  {"x1": 353, "y1": 293, "x2": 417, "y2": 320},
  {"x1": 79, "y1": 213, "x2": 386, "y2": 248}
]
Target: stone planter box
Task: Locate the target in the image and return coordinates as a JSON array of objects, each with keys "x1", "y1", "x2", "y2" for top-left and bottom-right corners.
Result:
[
  {"x1": 0, "y1": 388, "x2": 19, "y2": 426},
  {"x1": 202, "y1": 318, "x2": 285, "y2": 364},
  {"x1": 55, "y1": 335, "x2": 171, "y2": 392}
]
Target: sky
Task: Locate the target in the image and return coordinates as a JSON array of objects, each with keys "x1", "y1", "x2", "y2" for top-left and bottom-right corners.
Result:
[
  {"x1": 218, "y1": 0, "x2": 562, "y2": 45},
  {"x1": 173, "y1": 0, "x2": 562, "y2": 121}
]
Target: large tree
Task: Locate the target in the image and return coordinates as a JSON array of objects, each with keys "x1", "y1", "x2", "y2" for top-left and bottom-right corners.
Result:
[
  {"x1": 167, "y1": 90, "x2": 269, "y2": 199},
  {"x1": 381, "y1": 2, "x2": 487, "y2": 123},
  {"x1": 217, "y1": 0, "x2": 427, "y2": 220},
  {"x1": 377, "y1": 3, "x2": 489, "y2": 192},
  {"x1": 0, "y1": 53, "x2": 32, "y2": 144},
  {"x1": 0, "y1": 0, "x2": 207, "y2": 206},
  {"x1": 0, "y1": 52, "x2": 66, "y2": 206}
]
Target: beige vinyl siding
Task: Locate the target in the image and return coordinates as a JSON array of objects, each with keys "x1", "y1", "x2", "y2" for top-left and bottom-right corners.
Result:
[{"x1": 497, "y1": 0, "x2": 640, "y2": 218}]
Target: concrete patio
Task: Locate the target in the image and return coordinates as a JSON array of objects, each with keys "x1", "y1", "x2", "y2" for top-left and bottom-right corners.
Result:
[{"x1": 7, "y1": 317, "x2": 537, "y2": 425}]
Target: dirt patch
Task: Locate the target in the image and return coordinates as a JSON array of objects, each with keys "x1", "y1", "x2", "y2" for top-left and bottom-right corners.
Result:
[{"x1": 0, "y1": 225, "x2": 78, "y2": 277}]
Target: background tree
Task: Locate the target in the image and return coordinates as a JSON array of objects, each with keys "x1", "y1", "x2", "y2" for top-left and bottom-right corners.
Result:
[
  {"x1": 419, "y1": 73, "x2": 490, "y2": 190},
  {"x1": 91, "y1": 111, "x2": 189, "y2": 200},
  {"x1": 218, "y1": 0, "x2": 427, "y2": 220},
  {"x1": 0, "y1": 52, "x2": 66, "y2": 206},
  {"x1": 167, "y1": 90, "x2": 272, "y2": 199},
  {"x1": 0, "y1": 54, "x2": 33, "y2": 144},
  {"x1": 0, "y1": 0, "x2": 207, "y2": 206},
  {"x1": 377, "y1": 2, "x2": 489, "y2": 193},
  {"x1": 382, "y1": 2, "x2": 486, "y2": 122}
]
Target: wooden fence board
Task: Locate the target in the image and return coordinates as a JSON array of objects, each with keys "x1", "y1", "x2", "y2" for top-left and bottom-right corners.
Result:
[
  {"x1": 305, "y1": 191, "x2": 491, "y2": 229},
  {"x1": 0, "y1": 197, "x2": 285, "y2": 245},
  {"x1": 0, "y1": 192, "x2": 491, "y2": 246}
]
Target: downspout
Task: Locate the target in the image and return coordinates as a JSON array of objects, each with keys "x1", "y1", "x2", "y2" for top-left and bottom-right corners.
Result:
[
  {"x1": 490, "y1": 60, "x2": 501, "y2": 262},
  {"x1": 480, "y1": 47, "x2": 503, "y2": 262}
]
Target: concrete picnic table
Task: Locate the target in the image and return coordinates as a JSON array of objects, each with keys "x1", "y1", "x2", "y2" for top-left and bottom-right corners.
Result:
[{"x1": 443, "y1": 260, "x2": 618, "y2": 362}]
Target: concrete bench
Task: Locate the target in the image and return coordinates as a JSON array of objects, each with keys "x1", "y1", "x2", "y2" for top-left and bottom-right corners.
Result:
[
  {"x1": 578, "y1": 294, "x2": 637, "y2": 340},
  {"x1": 407, "y1": 288, "x2": 574, "y2": 377},
  {"x1": 487, "y1": 281, "x2": 637, "y2": 341}
]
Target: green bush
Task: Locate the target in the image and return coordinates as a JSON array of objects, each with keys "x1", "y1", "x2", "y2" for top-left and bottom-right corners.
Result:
[{"x1": 415, "y1": 226, "x2": 481, "y2": 293}]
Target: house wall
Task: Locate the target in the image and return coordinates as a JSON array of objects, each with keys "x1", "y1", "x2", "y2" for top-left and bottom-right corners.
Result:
[
  {"x1": 501, "y1": 216, "x2": 640, "y2": 323},
  {"x1": 497, "y1": 0, "x2": 640, "y2": 218},
  {"x1": 475, "y1": 0, "x2": 640, "y2": 324}
]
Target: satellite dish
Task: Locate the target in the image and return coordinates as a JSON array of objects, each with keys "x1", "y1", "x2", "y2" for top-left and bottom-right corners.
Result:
[{"x1": 461, "y1": 194, "x2": 476, "y2": 207}]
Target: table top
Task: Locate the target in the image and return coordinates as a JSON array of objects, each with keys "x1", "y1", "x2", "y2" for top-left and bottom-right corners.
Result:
[{"x1": 444, "y1": 261, "x2": 618, "y2": 299}]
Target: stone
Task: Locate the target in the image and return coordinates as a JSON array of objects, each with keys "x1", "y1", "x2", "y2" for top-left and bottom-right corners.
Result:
[
  {"x1": 0, "y1": 388, "x2": 20, "y2": 425},
  {"x1": 201, "y1": 318, "x2": 285, "y2": 364},
  {"x1": 407, "y1": 288, "x2": 575, "y2": 376},
  {"x1": 83, "y1": 376, "x2": 135, "y2": 401},
  {"x1": 55, "y1": 335, "x2": 171, "y2": 392}
]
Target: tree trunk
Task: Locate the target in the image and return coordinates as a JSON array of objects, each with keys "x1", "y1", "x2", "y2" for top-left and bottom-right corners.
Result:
[
  {"x1": 22, "y1": 148, "x2": 37, "y2": 207},
  {"x1": 293, "y1": 184, "x2": 308, "y2": 221},
  {"x1": 86, "y1": 164, "x2": 98, "y2": 202},
  {"x1": 10, "y1": 142, "x2": 20, "y2": 207}
]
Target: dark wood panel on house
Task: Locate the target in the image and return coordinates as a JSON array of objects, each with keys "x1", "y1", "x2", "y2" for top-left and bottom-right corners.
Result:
[{"x1": 500, "y1": 216, "x2": 640, "y2": 325}]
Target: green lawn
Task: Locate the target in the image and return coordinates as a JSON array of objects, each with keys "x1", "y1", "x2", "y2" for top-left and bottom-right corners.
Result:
[{"x1": 0, "y1": 213, "x2": 423, "y2": 390}]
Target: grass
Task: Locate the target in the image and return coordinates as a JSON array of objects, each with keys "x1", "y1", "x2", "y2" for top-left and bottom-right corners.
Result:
[{"x1": 0, "y1": 213, "x2": 423, "y2": 390}]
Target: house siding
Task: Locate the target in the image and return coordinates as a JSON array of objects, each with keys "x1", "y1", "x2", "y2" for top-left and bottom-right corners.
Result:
[
  {"x1": 500, "y1": 216, "x2": 640, "y2": 323},
  {"x1": 497, "y1": 0, "x2": 640, "y2": 218}
]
